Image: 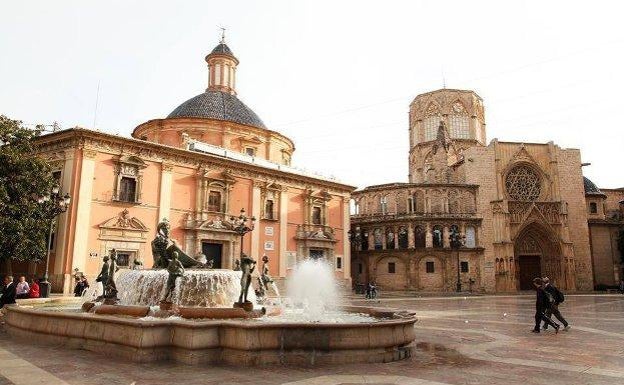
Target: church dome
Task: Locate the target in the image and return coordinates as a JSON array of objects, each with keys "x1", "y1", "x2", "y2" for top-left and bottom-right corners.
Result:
[
  {"x1": 583, "y1": 176, "x2": 606, "y2": 196},
  {"x1": 167, "y1": 90, "x2": 266, "y2": 129},
  {"x1": 210, "y1": 42, "x2": 235, "y2": 57}
]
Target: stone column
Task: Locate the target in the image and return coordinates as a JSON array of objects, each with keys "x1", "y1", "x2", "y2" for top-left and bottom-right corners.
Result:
[
  {"x1": 342, "y1": 197, "x2": 351, "y2": 281},
  {"x1": 368, "y1": 230, "x2": 374, "y2": 250},
  {"x1": 70, "y1": 148, "x2": 97, "y2": 281},
  {"x1": 425, "y1": 223, "x2": 433, "y2": 248},
  {"x1": 394, "y1": 226, "x2": 399, "y2": 249},
  {"x1": 250, "y1": 183, "x2": 262, "y2": 260},
  {"x1": 443, "y1": 226, "x2": 450, "y2": 248},
  {"x1": 158, "y1": 163, "x2": 174, "y2": 222},
  {"x1": 278, "y1": 188, "x2": 289, "y2": 277},
  {"x1": 53, "y1": 151, "x2": 75, "y2": 282},
  {"x1": 408, "y1": 225, "x2": 415, "y2": 248},
  {"x1": 381, "y1": 226, "x2": 387, "y2": 250}
]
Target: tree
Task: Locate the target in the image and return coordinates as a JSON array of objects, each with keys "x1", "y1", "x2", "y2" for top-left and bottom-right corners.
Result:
[{"x1": 0, "y1": 115, "x2": 57, "y2": 273}]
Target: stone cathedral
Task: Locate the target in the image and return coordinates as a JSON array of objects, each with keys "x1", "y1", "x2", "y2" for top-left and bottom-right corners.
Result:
[{"x1": 350, "y1": 88, "x2": 622, "y2": 293}]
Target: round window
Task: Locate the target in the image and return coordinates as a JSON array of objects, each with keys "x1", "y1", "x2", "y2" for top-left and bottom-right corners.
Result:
[{"x1": 505, "y1": 166, "x2": 541, "y2": 201}]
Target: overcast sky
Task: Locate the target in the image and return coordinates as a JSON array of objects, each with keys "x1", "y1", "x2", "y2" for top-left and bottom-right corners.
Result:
[{"x1": 1, "y1": 1, "x2": 622, "y2": 189}]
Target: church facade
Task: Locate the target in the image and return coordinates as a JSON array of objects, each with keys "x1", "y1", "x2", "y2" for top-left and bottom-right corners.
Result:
[
  {"x1": 19, "y1": 39, "x2": 354, "y2": 294},
  {"x1": 350, "y1": 89, "x2": 621, "y2": 293}
]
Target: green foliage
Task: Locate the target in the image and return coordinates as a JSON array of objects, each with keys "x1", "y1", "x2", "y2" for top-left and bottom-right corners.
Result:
[{"x1": 0, "y1": 115, "x2": 57, "y2": 263}]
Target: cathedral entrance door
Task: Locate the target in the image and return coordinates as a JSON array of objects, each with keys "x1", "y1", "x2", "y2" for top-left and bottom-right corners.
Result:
[
  {"x1": 518, "y1": 255, "x2": 541, "y2": 290},
  {"x1": 202, "y1": 242, "x2": 223, "y2": 268}
]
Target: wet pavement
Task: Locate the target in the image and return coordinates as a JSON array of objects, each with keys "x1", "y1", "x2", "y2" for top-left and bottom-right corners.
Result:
[{"x1": 0, "y1": 294, "x2": 623, "y2": 385}]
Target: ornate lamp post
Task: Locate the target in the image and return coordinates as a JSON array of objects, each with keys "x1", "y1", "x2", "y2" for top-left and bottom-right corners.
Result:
[
  {"x1": 38, "y1": 186, "x2": 71, "y2": 298},
  {"x1": 231, "y1": 208, "x2": 256, "y2": 259},
  {"x1": 449, "y1": 226, "x2": 465, "y2": 293}
]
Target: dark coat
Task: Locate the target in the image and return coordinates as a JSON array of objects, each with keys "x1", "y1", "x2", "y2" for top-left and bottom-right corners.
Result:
[
  {"x1": 544, "y1": 283, "x2": 562, "y2": 304},
  {"x1": 535, "y1": 287, "x2": 551, "y2": 312},
  {"x1": 0, "y1": 282, "x2": 16, "y2": 307}
]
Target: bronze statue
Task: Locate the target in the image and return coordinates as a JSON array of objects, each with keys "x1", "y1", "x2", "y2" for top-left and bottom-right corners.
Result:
[
  {"x1": 151, "y1": 218, "x2": 203, "y2": 269},
  {"x1": 233, "y1": 259, "x2": 241, "y2": 271},
  {"x1": 105, "y1": 249, "x2": 119, "y2": 299},
  {"x1": 259, "y1": 255, "x2": 274, "y2": 295},
  {"x1": 96, "y1": 255, "x2": 110, "y2": 284},
  {"x1": 161, "y1": 251, "x2": 185, "y2": 303},
  {"x1": 237, "y1": 254, "x2": 256, "y2": 304}
]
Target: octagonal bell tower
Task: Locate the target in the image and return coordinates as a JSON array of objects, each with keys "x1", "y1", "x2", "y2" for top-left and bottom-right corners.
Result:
[{"x1": 408, "y1": 89, "x2": 486, "y2": 183}]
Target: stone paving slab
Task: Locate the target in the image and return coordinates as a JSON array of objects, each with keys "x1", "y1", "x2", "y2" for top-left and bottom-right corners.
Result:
[{"x1": 0, "y1": 295, "x2": 623, "y2": 384}]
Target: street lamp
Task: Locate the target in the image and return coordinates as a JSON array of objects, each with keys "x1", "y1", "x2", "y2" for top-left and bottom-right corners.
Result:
[
  {"x1": 37, "y1": 187, "x2": 71, "y2": 298},
  {"x1": 449, "y1": 226, "x2": 465, "y2": 293},
  {"x1": 231, "y1": 208, "x2": 256, "y2": 259}
]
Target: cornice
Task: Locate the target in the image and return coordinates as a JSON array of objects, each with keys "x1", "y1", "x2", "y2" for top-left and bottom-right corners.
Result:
[{"x1": 35, "y1": 128, "x2": 353, "y2": 194}]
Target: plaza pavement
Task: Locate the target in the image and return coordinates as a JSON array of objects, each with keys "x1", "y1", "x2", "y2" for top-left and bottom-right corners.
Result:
[{"x1": 0, "y1": 294, "x2": 623, "y2": 385}]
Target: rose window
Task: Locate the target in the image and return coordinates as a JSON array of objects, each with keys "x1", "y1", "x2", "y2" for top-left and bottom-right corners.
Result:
[{"x1": 505, "y1": 166, "x2": 541, "y2": 201}]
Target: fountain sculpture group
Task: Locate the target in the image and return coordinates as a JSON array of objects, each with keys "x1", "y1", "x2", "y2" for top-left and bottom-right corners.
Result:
[{"x1": 3, "y1": 218, "x2": 417, "y2": 365}]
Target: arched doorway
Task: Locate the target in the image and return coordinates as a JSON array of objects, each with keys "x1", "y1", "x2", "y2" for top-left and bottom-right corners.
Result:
[{"x1": 513, "y1": 222, "x2": 562, "y2": 290}]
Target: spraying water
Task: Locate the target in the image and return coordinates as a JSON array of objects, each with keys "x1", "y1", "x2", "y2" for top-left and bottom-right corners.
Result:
[{"x1": 286, "y1": 259, "x2": 339, "y2": 321}]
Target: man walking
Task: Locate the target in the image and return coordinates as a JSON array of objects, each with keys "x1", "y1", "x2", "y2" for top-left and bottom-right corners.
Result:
[
  {"x1": 532, "y1": 277, "x2": 559, "y2": 333},
  {"x1": 542, "y1": 277, "x2": 570, "y2": 331}
]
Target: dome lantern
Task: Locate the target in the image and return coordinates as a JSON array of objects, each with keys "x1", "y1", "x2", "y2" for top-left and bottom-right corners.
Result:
[{"x1": 205, "y1": 30, "x2": 239, "y2": 95}]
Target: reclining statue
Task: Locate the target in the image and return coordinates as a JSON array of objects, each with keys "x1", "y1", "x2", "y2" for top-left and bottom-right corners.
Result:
[{"x1": 152, "y1": 218, "x2": 204, "y2": 269}]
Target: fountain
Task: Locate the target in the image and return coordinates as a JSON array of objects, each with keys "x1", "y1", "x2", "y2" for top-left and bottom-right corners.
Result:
[{"x1": 4, "y1": 218, "x2": 417, "y2": 365}]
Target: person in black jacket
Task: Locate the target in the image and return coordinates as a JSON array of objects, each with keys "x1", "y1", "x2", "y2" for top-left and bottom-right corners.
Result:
[
  {"x1": 532, "y1": 277, "x2": 559, "y2": 333},
  {"x1": 542, "y1": 277, "x2": 569, "y2": 331},
  {"x1": 0, "y1": 275, "x2": 16, "y2": 309}
]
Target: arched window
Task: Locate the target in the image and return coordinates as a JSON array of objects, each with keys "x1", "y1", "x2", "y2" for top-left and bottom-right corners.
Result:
[
  {"x1": 407, "y1": 196, "x2": 414, "y2": 213},
  {"x1": 414, "y1": 226, "x2": 426, "y2": 248},
  {"x1": 386, "y1": 229, "x2": 395, "y2": 249},
  {"x1": 414, "y1": 191, "x2": 425, "y2": 213},
  {"x1": 373, "y1": 228, "x2": 383, "y2": 250},
  {"x1": 423, "y1": 103, "x2": 441, "y2": 141},
  {"x1": 424, "y1": 116, "x2": 440, "y2": 141},
  {"x1": 432, "y1": 225, "x2": 443, "y2": 248},
  {"x1": 379, "y1": 196, "x2": 388, "y2": 214},
  {"x1": 465, "y1": 226, "x2": 476, "y2": 248},
  {"x1": 398, "y1": 227, "x2": 408, "y2": 249},
  {"x1": 449, "y1": 101, "x2": 470, "y2": 139}
]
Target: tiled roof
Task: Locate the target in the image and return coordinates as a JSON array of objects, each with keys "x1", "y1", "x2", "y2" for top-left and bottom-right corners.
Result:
[
  {"x1": 210, "y1": 43, "x2": 235, "y2": 57},
  {"x1": 167, "y1": 90, "x2": 266, "y2": 129},
  {"x1": 583, "y1": 176, "x2": 606, "y2": 196}
]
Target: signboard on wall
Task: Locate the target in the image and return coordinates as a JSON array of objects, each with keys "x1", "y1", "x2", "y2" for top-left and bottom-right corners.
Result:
[
  {"x1": 264, "y1": 241, "x2": 274, "y2": 251},
  {"x1": 265, "y1": 226, "x2": 274, "y2": 236}
]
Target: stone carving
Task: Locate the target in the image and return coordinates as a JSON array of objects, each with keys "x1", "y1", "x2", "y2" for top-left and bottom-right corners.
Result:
[{"x1": 505, "y1": 166, "x2": 541, "y2": 201}]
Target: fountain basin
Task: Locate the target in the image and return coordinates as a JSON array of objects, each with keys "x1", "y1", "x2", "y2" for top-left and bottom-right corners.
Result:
[{"x1": 4, "y1": 304, "x2": 416, "y2": 365}]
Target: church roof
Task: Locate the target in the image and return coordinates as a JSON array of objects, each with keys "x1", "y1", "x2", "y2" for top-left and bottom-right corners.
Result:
[
  {"x1": 583, "y1": 176, "x2": 606, "y2": 196},
  {"x1": 167, "y1": 90, "x2": 266, "y2": 129},
  {"x1": 210, "y1": 42, "x2": 235, "y2": 57}
]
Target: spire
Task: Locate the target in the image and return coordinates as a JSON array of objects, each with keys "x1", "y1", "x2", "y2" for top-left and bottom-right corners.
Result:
[{"x1": 205, "y1": 31, "x2": 238, "y2": 95}]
